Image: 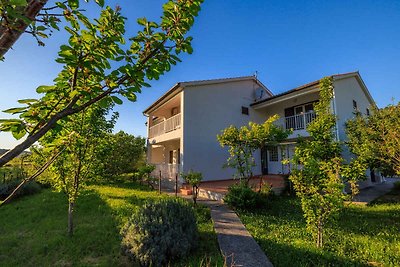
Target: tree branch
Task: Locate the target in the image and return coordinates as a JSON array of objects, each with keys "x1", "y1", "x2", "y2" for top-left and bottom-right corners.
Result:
[
  {"x1": 0, "y1": 147, "x2": 64, "y2": 206},
  {"x1": 0, "y1": 0, "x2": 48, "y2": 58}
]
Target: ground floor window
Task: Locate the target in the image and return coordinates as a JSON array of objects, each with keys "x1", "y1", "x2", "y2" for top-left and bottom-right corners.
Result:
[{"x1": 268, "y1": 146, "x2": 279, "y2": 162}]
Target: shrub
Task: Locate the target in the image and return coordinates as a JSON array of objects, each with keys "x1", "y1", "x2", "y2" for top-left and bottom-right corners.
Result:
[
  {"x1": 0, "y1": 180, "x2": 41, "y2": 200},
  {"x1": 121, "y1": 198, "x2": 199, "y2": 266},
  {"x1": 224, "y1": 182, "x2": 268, "y2": 210}
]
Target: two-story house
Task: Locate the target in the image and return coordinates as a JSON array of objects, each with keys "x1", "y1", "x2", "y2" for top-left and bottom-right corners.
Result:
[{"x1": 143, "y1": 72, "x2": 382, "y2": 189}]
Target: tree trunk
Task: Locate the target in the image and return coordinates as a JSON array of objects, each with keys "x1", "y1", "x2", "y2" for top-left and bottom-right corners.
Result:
[
  {"x1": 316, "y1": 221, "x2": 323, "y2": 248},
  {"x1": 0, "y1": 0, "x2": 48, "y2": 58},
  {"x1": 68, "y1": 201, "x2": 74, "y2": 236}
]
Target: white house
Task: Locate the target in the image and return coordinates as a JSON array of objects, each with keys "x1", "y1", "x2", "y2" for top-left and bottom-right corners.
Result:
[{"x1": 143, "y1": 72, "x2": 383, "y2": 188}]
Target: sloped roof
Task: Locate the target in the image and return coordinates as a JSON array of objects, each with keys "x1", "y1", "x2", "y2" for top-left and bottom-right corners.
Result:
[
  {"x1": 251, "y1": 71, "x2": 376, "y2": 107},
  {"x1": 143, "y1": 76, "x2": 271, "y2": 115}
]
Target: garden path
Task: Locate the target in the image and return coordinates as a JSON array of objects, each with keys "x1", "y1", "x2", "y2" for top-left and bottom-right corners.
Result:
[{"x1": 199, "y1": 199, "x2": 274, "y2": 267}]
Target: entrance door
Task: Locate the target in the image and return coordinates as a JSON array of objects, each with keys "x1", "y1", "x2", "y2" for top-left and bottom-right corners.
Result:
[
  {"x1": 267, "y1": 146, "x2": 281, "y2": 174},
  {"x1": 261, "y1": 147, "x2": 268, "y2": 175},
  {"x1": 370, "y1": 169, "x2": 376, "y2": 183}
]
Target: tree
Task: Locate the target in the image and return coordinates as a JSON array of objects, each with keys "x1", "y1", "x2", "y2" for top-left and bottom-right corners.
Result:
[
  {"x1": 288, "y1": 77, "x2": 363, "y2": 248},
  {"x1": 0, "y1": 0, "x2": 203, "y2": 167},
  {"x1": 96, "y1": 131, "x2": 146, "y2": 178},
  {"x1": 40, "y1": 105, "x2": 115, "y2": 235},
  {"x1": 0, "y1": 0, "x2": 105, "y2": 59},
  {"x1": 217, "y1": 116, "x2": 290, "y2": 185},
  {"x1": 181, "y1": 170, "x2": 202, "y2": 206},
  {"x1": 346, "y1": 103, "x2": 400, "y2": 177}
]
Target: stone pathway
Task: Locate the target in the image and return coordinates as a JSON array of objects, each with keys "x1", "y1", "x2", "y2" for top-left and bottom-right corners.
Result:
[
  {"x1": 199, "y1": 199, "x2": 273, "y2": 267},
  {"x1": 352, "y1": 178, "x2": 397, "y2": 204}
]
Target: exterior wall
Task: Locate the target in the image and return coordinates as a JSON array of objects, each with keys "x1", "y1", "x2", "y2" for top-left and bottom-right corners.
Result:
[
  {"x1": 333, "y1": 77, "x2": 374, "y2": 144},
  {"x1": 182, "y1": 80, "x2": 267, "y2": 181},
  {"x1": 333, "y1": 77, "x2": 380, "y2": 187}
]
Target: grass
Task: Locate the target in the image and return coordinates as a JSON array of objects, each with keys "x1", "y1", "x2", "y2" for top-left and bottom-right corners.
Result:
[
  {"x1": 238, "y1": 192, "x2": 400, "y2": 267},
  {"x1": 0, "y1": 182, "x2": 223, "y2": 266}
]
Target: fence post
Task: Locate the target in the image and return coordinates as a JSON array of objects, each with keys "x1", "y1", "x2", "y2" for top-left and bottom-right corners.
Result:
[
  {"x1": 175, "y1": 173, "x2": 178, "y2": 197},
  {"x1": 158, "y1": 170, "x2": 162, "y2": 194}
]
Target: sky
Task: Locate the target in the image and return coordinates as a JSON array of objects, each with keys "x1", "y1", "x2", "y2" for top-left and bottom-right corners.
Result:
[{"x1": 0, "y1": 0, "x2": 399, "y2": 149}]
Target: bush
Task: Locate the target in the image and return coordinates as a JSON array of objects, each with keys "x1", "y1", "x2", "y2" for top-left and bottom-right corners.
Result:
[
  {"x1": 0, "y1": 180, "x2": 42, "y2": 200},
  {"x1": 224, "y1": 182, "x2": 268, "y2": 210},
  {"x1": 121, "y1": 198, "x2": 199, "y2": 266}
]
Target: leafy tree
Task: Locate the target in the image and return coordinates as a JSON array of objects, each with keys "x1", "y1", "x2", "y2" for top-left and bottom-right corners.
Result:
[
  {"x1": 40, "y1": 105, "x2": 115, "y2": 235},
  {"x1": 0, "y1": 0, "x2": 203, "y2": 167},
  {"x1": 0, "y1": 0, "x2": 105, "y2": 59},
  {"x1": 289, "y1": 77, "x2": 363, "y2": 248},
  {"x1": 217, "y1": 116, "x2": 290, "y2": 185},
  {"x1": 96, "y1": 131, "x2": 146, "y2": 178},
  {"x1": 181, "y1": 170, "x2": 202, "y2": 206},
  {"x1": 346, "y1": 103, "x2": 400, "y2": 176}
]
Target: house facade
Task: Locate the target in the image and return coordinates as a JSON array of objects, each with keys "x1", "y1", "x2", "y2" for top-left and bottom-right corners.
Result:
[{"x1": 143, "y1": 72, "x2": 383, "y2": 188}]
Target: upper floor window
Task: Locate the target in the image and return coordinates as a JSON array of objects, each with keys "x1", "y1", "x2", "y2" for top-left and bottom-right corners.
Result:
[
  {"x1": 171, "y1": 107, "x2": 179, "y2": 116},
  {"x1": 366, "y1": 108, "x2": 370, "y2": 116},
  {"x1": 353, "y1": 100, "x2": 358, "y2": 111},
  {"x1": 241, "y1": 106, "x2": 249, "y2": 115}
]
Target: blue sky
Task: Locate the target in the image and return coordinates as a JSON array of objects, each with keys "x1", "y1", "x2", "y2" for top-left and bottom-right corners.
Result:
[{"x1": 1, "y1": 0, "x2": 399, "y2": 149}]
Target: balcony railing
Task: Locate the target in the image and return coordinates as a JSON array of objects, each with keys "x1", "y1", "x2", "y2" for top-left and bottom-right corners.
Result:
[
  {"x1": 284, "y1": 111, "x2": 316, "y2": 130},
  {"x1": 152, "y1": 163, "x2": 181, "y2": 179},
  {"x1": 149, "y1": 113, "x2": 181, "y2": 138}
]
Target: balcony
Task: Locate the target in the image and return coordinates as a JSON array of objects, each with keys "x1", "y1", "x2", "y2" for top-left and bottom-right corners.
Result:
[
  {"x1": 149, "y1": 113, "x2": 181, "y2": 139},
  {"x1": 278, "y1": 111, "x2": 317, "y2": 131}
]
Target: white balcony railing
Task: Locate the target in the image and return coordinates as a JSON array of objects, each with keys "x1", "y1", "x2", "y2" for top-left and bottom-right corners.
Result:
[
  {"x1": 152, "y1": 163, "x2": 181, "y2": 179},
  {"x1": 284, "y1": 111, "x2": 316, "y2": 131},
  {"x1": 149, "y1": 113, "x2": 181, "y2": 138}
]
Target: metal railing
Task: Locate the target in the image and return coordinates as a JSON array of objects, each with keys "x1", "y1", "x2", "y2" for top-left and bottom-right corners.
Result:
[
  {"x1": 284, "y1": 111, "x2": 316, "y2": 130},
  {"x1": 148, "y1": 113, "x2": 181, "y2": 138}
]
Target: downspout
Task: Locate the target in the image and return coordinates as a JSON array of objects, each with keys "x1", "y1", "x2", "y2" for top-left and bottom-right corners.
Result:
[{"x1": 143, "y1": 113, "x2": 151, "y2": 163}]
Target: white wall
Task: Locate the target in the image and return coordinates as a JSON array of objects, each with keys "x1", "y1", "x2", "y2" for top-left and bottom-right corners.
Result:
[
  {"x1": 334, "y1": 77, "x2": 374, "y2": 144},
  {"x1": 182, "y1": 80, "x2": 266, "y2": 181},
  {"x1": 334, "y1": 76, "x2": 379, "y2": 187}
]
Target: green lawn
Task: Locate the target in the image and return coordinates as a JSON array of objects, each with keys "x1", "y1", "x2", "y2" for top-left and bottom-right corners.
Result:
[
  {"x1": 0, "y1": 182, "x2": 223, "y2": 266},
  {"x1": 239, "y1": 193, "x2": 400, "y2": 267}
]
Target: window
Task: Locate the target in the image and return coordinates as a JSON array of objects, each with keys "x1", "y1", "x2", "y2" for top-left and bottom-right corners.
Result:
[
  {"x1": 171, "y1": 107, "x2": 179, "y2": 116},
  {"x1": 353, "y1": 100, "x2": 358, "y2": 111},
  {"x1": 268, "y1": 146, "x2": 279, "y2": 162},
  {"x1": 366, "y1": 108, "x2": 370, "y2": 116},
  {"x1": 241, "y1": 106, "x2": 249, "y2": 115}
]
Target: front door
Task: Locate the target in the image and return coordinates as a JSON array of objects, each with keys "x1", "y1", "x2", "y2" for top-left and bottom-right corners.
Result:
[{"x1": 261, "y1": 147, "x2": 268, "y2": 175}]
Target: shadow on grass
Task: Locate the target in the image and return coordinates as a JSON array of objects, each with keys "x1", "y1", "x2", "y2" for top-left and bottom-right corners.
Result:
[
  {"x1": 240, "y1": 195, "x2": 400, "y2": 267},
  {"x1": 0, "y1": 188, "x2": 129, "y2": 266},
  {"x1": 256, "y1": 238, "x2": 368, "y2": 267}
]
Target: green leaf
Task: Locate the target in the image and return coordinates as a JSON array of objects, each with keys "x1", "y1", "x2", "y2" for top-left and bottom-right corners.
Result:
[
  {"x1": 67, "y1": 0, "x2": 79, "y2": 9},
  {"x1": 36, "y1": 85, "x2": 56, "y2": 93},
  {"x1": 9, "y1": 0, "x2": 26, "y2": 6},
  {"x1": 12, "y1": 129, "x2": 26, "y2": 140},
  {"x1": 95, "y1": 0, "x2": 104, "y2": 7},
  {"x1": 111, "y1": 96, "x2": 123, "y2": 105},
  {"x1": 3, "y1": 107, "x2": 27, "y2": 114},
  {"x1": 137, "y1": 18, "x2": 147, "y2": 26}
]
